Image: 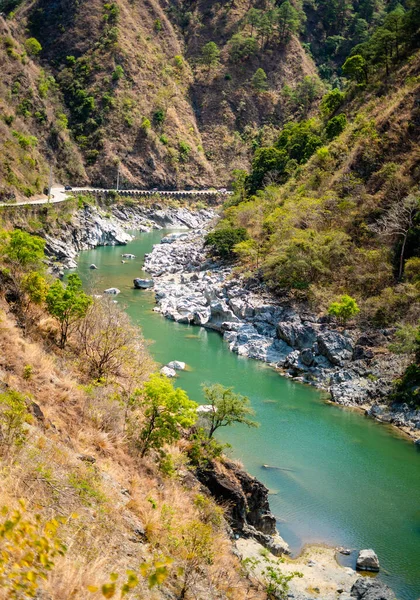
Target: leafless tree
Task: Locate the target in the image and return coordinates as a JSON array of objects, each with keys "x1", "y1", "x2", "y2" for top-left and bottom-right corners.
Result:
[
  {"x1": 371, "y1": 194, "x2": 419, "y2": 279},
  {"x1": 77, "y1": 297, "x2": 153, "y2": 383}
]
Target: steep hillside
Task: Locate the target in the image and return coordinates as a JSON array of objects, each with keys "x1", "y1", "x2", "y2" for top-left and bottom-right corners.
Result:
[{"x1": 0, "y1": 0, "x2": 321, "y2": 198}]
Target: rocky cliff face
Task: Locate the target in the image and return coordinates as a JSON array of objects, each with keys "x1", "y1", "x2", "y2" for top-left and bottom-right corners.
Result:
[
  {"x1": 196, "y1": 458, "x2": 289, "y2": 557},
  {"x1": 42, "y1": 201, "x2": 216, "y2": 272}
]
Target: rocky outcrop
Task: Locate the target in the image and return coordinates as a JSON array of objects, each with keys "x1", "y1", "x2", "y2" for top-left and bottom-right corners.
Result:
[
  {"x1": 350, "y1": 577, "x2": 396, "y2": 599},
  {"x1": 144, "y1": 227, "x2": 420, "y2": 440},
  {"x1": 196, "y1": 459, "x2": 289, "y2": 556}
]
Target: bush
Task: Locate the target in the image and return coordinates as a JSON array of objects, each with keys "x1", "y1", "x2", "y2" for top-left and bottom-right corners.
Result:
[
  {"x1": 320, "y1": 89, "x2": 345, "y2": 116},
  {"x1": 112, "y1": 65, "x2": 124, "y2": 81},
  {"x1": 204, "y1": 227, "x2": 249, "y2": 258},
  {"x1": 0, "y1": 391, "x2": 29, "y2": 455},
  {"x1": 24, "y1": 37, "x2": 42, "y2": 56},
  {"x1": 325, "y1": 114, "x2": 347, "y2": 140},
  {"x1": 328, "y1": 294, "x2": 360, "y2": 325}
]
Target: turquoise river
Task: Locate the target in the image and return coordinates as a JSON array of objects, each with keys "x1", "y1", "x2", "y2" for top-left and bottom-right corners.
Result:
[{"x1": 72, "y1": 229, "x2": 420, "y2": 600}]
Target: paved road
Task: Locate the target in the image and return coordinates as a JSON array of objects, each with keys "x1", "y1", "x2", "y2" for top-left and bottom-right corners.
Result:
[{"x1": 0, "y1": 186, "x2": 231, "y2": 208}]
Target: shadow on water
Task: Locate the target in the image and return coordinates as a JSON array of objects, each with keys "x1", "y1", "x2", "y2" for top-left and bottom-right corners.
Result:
[{"x1": 71, "y1": 229, "x2": 420, "y2": 600}]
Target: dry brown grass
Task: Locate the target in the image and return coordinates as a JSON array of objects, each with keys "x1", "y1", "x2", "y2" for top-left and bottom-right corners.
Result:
[{"x1": 0, "y1": 300, "x2": 264, "y2": 599}]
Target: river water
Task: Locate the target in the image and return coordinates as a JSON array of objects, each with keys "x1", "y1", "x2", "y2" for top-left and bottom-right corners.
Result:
[{"x1": 72, "y1": 229, "x2": 420, "y2": 600}]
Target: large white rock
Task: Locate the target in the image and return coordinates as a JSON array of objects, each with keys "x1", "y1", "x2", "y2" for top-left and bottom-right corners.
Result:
[
  {"x1": 160, "y1": 366, "x2": 177, "y2": 378},
  {"x1": 356, "y1": 549, "x2": 380, "y2": 572},
  {"x1": 167, "y1": 361, "x2": 186, "y2": 370},
  {"x1": 104, "y1": 287, "x2": 120, "y2": 295}
]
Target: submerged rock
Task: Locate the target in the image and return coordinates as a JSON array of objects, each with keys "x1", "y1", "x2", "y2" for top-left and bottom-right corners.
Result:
[
  {"x1": 122, "y1": 253, "x2": 136, "y2": 259},
  {"x1": 89, "y1": 263, "x2": 98, "y2": 269},
  {"x1": 356, "y1": 549, "x2": 380, "y2": 572}
]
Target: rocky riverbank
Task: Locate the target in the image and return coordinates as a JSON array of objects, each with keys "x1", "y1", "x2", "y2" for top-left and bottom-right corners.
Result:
[
  {"x1": 143, "y1": 226, "x2": 420, "y2": 443},
  {"x1": 42, "y1": 201, "x2": 216, "y2": 272}
]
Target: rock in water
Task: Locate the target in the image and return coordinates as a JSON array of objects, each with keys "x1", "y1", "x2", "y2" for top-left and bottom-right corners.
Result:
[
  {"x1": 104, "y1": 287, "x2": 120, "y2": 295},
  {"x1": 356, "y1": 549, "x2": 380, "y2": 572},
  {"x1": 167, "y1": 360, "x2": 186, "y2": 370},
  {"x1": 160, "y1": 366, "x2": 177, "y2": 378},
  {"x1": 133, "y1": 278, "x2": 154, "y2": 289},
  {"x1": 89, "y1": 264, "x2": 98, "y2": 269},
  {"x1": 350, "y1": 577, "x2": 396, "y2": 599},
  {"x1": 122, "y1": 253, "x2": 136, "y2": 259}
]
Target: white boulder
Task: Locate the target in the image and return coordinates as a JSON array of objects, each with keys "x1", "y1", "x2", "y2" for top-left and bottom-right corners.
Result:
[
  {"x1": 160, "y1": 366, "x2": 177, "y2": 378},
  {"x1": 104, "y1": 287, "x2": 120, "y2": 295},
  {"x1": 167, "y1": 361, "x2": 186, "y2": 371}
]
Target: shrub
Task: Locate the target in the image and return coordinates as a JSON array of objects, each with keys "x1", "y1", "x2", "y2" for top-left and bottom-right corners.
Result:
[
  {"x1": 320, "y1": 89, "x2": 345, "y2": 116},
  {"x1": 141, "y1": 117, "x2": 151, "y2": 131},
  {"x1": 153, "y1": 108, "x2": 165, "y2": 125},
  {"x1": 0, "y1": 501, "x2": 66, "y2": 598},
  {"x1": 179, "y1": 140, "x2": 191, "y2": 160},
  {"x1": 325, "y1": 114, "x2": 347, "y2": 140},
  {"x1": 154, "y1": 19, "x2": 163, "y2": 32},
  {"x1": 174, "y1": 55, "x2": 184, "y2": 68},
  {"x1": 11, "y1": 130, "x2": 38, "y2": 149},
  {"x1": 228, "y1": 34, "x2": 258, "y2": 62},
  {"x1": 112, "y1": 65, "x2": 124, "y2": 81},
  {"x1": 405, "y1": 257, "x2": 420, "y2": 283},
  {"x1": 24, "y1": 37, "x2": 42, "y2": 56},
  {"x1": 0, "y1": 391, "x2": 29, "y2": 455},
  {"x1": 204, "y1": 227, "x2": 249, "y2": 258},
  {"x1": 328, "y1": 294, "x2": 360, "y2": 325}
]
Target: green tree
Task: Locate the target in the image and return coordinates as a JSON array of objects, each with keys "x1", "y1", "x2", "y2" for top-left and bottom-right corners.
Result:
[
  {"x1": 136, "y1": 374, "x2": 197, "y2": 457},
  {"x1": 252, "y1": 68, "x2": 268, "y2": 91},
  {"x1": 328, "y1": 294, "x2": 360, "y2": 325},
  {"x1": 200, "y1": 41, "x2": 220, "y2": 70},
  {"x1": 325, "y1": 113, "x2": 347, "y2": 139},
  {"x1": 204, "y1": 227, "x2": 249, "y2": 258},
  {"x1": 201, "y1": 384, "x2": 258, "y2": 438},
  {"x1": 24, "y1": 37, "x2": 42, "y2": 56},
  {"x1": 342, "y1": 54, "x2": 369, "y2": 83},
  {"x1": 229, "y1": 34, "x2": 258, "y2": 62},
  {"x1": 320, "y1": 89, "x2": 345, "y2": 116},
  {"x1": 2, "y1": 230, "x2": 45, "y2": 270},
  {"x1": 277, "y1": 1, "x2": 301, "y2": 41},
  {"x1": 248, "y1": 146, "x2": 289, "y2": 193},
  {"x1": 45, "y1": 274, "x2": 92, "y2": 349}
]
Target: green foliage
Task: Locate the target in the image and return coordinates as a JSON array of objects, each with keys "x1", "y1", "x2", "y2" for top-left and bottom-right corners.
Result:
[
  {"x1": 141, "y1": 116, "x2": 151, "y2": 131},
  {"x1": 112, "y1": 65, "x2": 124, "y2": 81},
  {"x1": 153, "y1": 108, "x2": 166, "y2": 125},
  {"x1": 342, "y1": 54, "x2": 369, "y2": 83},
  {"x1": 390, "y1": 362, "x2": 420, "y2": 407},
  {"x1": 201, "y1": 384, "x2": 258, "y2": 439},
  {"x1": 320, "y1": 89, "x2": 345, "y2": 116},
  {"x1": 204, "y1": 227, "x2": 248, "y2": 258},
  {"x1": 135, "y1": 374, "x2": 198, "y2": 457},
  {"x1": 0, "y1": 501, "x2": 66, "y2": 598},
  {"x1": 24, "y1": 37, "x2": 42, "y2": 56},
  {"x1": 248, "y1": 147, "x2": 289, "y2": 193},
  {"x1": 389, "y1": 324, "x2": 420, "y2": 355},
  {"x1": 11, "y1": 131, "x2": 38, "y2": 150},
  {"x1": 2, "y1": 230, "x2": 45, "y2": 270},
  {"x1": 21, "y1": 271, "x2": 48, "y2": 305},
  {"x1": 252, "y1": 68, "x2": 268, "y2": 91},
  {"x1": 0, "y1": 391, "x2": 29, "y2": 455},
  {"x1": 188, "y1": 428, "x2": 227, "y2": 467},
  {"x1": 325, "y1": 113, "x2": 347, "y2": 139},
  {"x1": 154, "y1": 19, "x2": 163, "y2": 32},
  {"x1": 228, "y1": 34, "x2": 258, "y2": 62},
  {"x1": 200, "y1": 41, "x2": 220, "y2": 69},
  {"x1": 45, "y1": 274, "x2": 92, "y2": 349},
  {"x1": 179, "y1": 140, "x2": 191, "y2": 160},
  {"x1": 328, "y1": 294, "x2": 360, "y2": 324}
]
